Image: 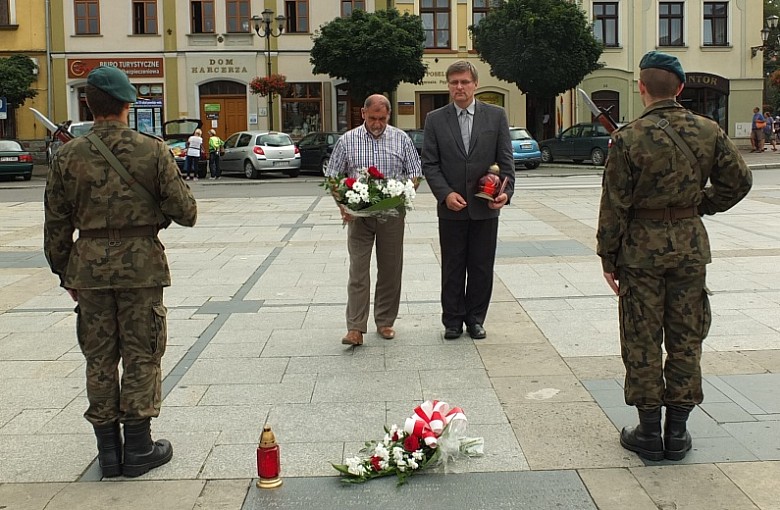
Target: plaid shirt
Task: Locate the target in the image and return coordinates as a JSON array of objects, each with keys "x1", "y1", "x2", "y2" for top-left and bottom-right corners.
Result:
[{"x1": 326, "y1": 124, "x2": 422, "y2": 180}]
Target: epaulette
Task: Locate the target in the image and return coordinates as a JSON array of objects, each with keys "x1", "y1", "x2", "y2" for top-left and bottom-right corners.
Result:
[{"x1": 139, "y1": 131, "x2": 165, "y2": 142}]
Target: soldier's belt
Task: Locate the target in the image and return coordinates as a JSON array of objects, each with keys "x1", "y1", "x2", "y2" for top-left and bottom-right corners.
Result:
[
  {"x1": 79, "y1": 226, "x2": 158, "y2": 246},
  {"x1": 632, "y1": 207, "x2": 698, "y2": 221}
]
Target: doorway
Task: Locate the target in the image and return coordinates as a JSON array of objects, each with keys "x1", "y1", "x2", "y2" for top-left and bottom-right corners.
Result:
[
  {"x1": 198, "y1": 81, "x2": 248, "y2": 140},
  {"x1": 418, "y1": 93, "x2": 450, "y2": 128}
]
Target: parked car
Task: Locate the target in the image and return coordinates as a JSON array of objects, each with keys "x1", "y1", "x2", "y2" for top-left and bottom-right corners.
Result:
[
  {"x1": 296, "y1": 131, "x2": 342, "y2": 174},
  {"x1": 0, "y1": 140, "x2": 33, "y2": 181},
  {"x1": 509, "y1": 127, "x2": 541, "y2": 169},
  {"x1": 538, "y1": 122, "x2": 614, "y2": 166},
  {"x1": 162, "y1": 118, "x2": 207, "y2": 178},
  {"x1": 404, "y1": 129, "x2": 424, "y2": 156},
  {"x1": 220, "y1": 131, "x2": 301, "y2": 178}
]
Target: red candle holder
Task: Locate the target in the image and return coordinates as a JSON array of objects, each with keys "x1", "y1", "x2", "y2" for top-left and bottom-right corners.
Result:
[
  {"x1": 475, "y1": 163, "x2": 506, "y2": 201},
  {"x1": 256, "y1": 425, "x2": 283, "y2": 489}
]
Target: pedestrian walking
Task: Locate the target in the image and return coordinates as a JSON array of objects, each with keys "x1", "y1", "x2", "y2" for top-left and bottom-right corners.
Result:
[
  {"x1": 421, "y1": 60, "x2": 515, "y2": 340},
  {"x1": 325, "y1": 94, "x2": 422, "y2": 346},
  {"x1": 44, "y1": 66, "x2": 198, "y2": 478},
  {"x1": 597, "y1": 51, "x2": 752, "y2": 461},
  {"x1": 750, "y1": 107, "x2": 765, "y2": 152}
]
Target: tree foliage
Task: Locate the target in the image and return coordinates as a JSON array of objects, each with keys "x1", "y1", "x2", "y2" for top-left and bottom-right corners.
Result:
[
  {"x1": 0, "y1": 55, "x2": 38, "y2": 109},
  {"x1": 470, "y1": 0, "x2": 603, "y2": 98},
  {"x1": 310, "y1": 8, "x2": 426, "y2": 101}
]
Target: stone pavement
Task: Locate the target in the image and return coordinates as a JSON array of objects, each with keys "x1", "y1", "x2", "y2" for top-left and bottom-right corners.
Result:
[{"x1": 0, "y1": 153, "x2": 779, "y2": 509}]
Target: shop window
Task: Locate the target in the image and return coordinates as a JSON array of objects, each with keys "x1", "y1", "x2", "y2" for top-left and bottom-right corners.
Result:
[
  {"x1": 226, "y1": 0, "x2": 250, "y2": 33},
  {"x1": 282, "y1": 83, "x2": 322, "y2": 139},
  {"x1": 75, "y1": 0, "x2": 100, "y2": 35},
  {"x1": 132, "y1": 0, "x2": 157, "y2": 35},
  {"x1": 421, "y1": 0, "x2": 450, "y2": 49},
  {"x1": 341, "y1": 0, "x2": 364, "y2": 17},
  {"x1": 285, "y1": 0, "x2": 308, "y2": 33},
  {"x1": 191, "y1": 0, "x2": 215, "y2": 33}
]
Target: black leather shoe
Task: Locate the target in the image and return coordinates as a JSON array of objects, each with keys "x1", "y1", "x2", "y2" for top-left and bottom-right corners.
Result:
[
  {"x1": 444, "y1": 327, "x2": 462, "y2": 340},
  {"x1": 467, "y1": 323, "x2": 486, "y2": 339}
]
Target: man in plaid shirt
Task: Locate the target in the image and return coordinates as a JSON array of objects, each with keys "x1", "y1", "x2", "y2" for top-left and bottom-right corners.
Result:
[{"x1": 326, "y1": 94, "x2": 422, "y2": 346}]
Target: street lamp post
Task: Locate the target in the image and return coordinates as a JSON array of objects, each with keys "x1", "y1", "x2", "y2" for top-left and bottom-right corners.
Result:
[
  {"x1": 251, "y1": 9, "x2": 285, "y2": 131},
  {"x1": 751, "y1": 14, "x2": 779, "y2": 58}
]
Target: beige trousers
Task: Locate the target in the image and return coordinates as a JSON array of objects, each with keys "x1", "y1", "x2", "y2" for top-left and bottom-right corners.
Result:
[{"x1": 345, "y1": 213, "x2": 405, "y2": 332}]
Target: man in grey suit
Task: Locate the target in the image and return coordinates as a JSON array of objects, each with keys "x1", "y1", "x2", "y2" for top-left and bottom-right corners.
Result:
[{"x1": 422, "y1": 60, "x2": 515, "y2": 340}]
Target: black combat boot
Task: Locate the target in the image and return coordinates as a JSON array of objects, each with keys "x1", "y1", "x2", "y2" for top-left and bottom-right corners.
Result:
[
  {"x1": 93, "y1": 422, "x2": 122, "y2": 478},
  {"x1": 122, "y1": 419, "x2": 173, "y2": 477},
  {"x1": 620, "y1": 407, "x2": 664, "y2": 461},
  {"x1": 664, "y1": 405, "x2": 693, "y2": 461}
]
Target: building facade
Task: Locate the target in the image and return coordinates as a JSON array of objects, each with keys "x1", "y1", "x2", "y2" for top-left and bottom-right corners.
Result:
[
  {"x1": 6, "y1": 0, "x2": 769, "y2": 147},
  {"x1": 0, "y1": 0, "x2": 50, "y2": 141}
]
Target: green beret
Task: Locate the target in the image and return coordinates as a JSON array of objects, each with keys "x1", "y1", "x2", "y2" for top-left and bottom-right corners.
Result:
[
  {"x1": 639, "y1": 51, "x2": 685, "y2": 84},
  {"x1": 87, "y1": 66, "x2": 137, "y2": 103}
]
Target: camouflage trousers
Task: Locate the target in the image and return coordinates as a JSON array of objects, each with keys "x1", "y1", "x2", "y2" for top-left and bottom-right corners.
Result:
[
  {"x1": 618, "y1": 265, "x2": 711, "y2": 409},
  {"x1": 76, "y1": 287, "x2": 167, "y2": 426}
]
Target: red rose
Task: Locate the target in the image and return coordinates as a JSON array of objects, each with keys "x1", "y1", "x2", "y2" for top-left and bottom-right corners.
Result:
[
  {"x1": 391, "y1": 430, "x2": 400, "y2": 441},
  {"x1": 403, "y1": 434, "x2": 420, "y2": 451},
  {"x1": 370, "y1": 456, "x2": 382, "y2": 472},
  {"x1": 344, "y1": 177, "x2": 357, "y2": 189},
  {"x1": 367, "y1": 166, "x2": 384, "y2": 179}
]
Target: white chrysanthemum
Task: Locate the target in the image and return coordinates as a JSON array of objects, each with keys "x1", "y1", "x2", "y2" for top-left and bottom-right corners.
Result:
[
  {"x1": 383, "y1": 434, "x2": 391, "y2": 446},
  {"x1": 346, "y1": 456, "x2": 367, "y2": 476},
  {"x1": 345, "y1": 190, "x2": 362, "y2": 205},
  {"x1": 392, "y1": 446, "x2": 405, "y2": 461},
  {"x1": 407, "y1": 458, "x2": 419, "y2": 470},
  {"x1": 374, "y1": 444, "x2": 389, "y2": 460},
  {"x1": 379, "y1": 460, "x2": 389, "y2": 470},
  {"x1": 412, "y1": 451, "x2": 424, "y2": 460}
]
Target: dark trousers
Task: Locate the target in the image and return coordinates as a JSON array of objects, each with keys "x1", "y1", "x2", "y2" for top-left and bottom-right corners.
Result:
[
  {"x1": 77, "y1": 287, "x2": 167, "y2": 426},
  {"x1": 209, "y1": 152, "x2": 221, "y2": 178},
  {"x1": 438, "y1": 217, "x2": 498, "y2": 328},
  {"x1": 185, "y1": 155, "x2": 199, "y2": 178},
  {"x1": 618, "y1": 265, "x2": 710, "y2": 409}
]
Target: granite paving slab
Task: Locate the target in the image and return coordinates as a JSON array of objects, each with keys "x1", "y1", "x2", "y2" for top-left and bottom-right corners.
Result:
[
  {"x1": 244, "y1": 471, "x2": 598, "y2": 510},
  {"x1": 45, "y1": 480, "x2": 206, "y2": 510},
  {"x1": 193, "y1": 479, "x2": 253, "y2": 510},
  {"x1": 0, "y1": 482, "x2": 69, "y2": 510},
  {"x1": 721, "y1": 421, "x2": 780, "y2": 460},
  {"x1": 578, "y1": 468, "x2": 659, "y2": 510},
  {"x1": 0, "y1": 433, "x2": 95, "y2": 483},
  {"x1": 631, "y1": 464, "x2": 760, "y2": 510},
  {"x1": 717, "y1": 461, "x2": 780, "y2": 510}
]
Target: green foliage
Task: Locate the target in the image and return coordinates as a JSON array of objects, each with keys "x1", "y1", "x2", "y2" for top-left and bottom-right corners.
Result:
[
  {"x1": 470, "y1": 0, "x2": 603, "y2": 98},
  {"x1": 0, "y1": 54, "x2": 38, "y2": 108},
  {"x1": 310, "y1": 8, "x2": 427, "y2": 101}
]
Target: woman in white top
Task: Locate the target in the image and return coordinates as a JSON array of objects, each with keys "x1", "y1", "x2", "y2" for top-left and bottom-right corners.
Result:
[{"x1": 185, "y1": 128, "x2": 203, "y2": 180}]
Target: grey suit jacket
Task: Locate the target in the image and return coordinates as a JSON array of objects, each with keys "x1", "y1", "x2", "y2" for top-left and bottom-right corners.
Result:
[{"x1": 421, "y1": 101, "x2": 515, "y2": 220}]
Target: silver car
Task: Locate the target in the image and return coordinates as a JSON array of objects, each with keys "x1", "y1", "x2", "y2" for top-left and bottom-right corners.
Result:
[{"x1": 220, "y1": 131, "x2": 301, "y2": 178}]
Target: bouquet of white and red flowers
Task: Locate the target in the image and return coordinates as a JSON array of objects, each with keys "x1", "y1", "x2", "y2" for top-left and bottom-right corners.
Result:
[
  {"x1": 323, "y1": 165, "x2": 417, "y2": 220},
  {"x1": 332, "y1": 400, "x2": 483, "y2": 486}
]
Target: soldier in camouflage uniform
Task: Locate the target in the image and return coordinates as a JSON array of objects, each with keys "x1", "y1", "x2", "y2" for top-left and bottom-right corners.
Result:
[
  {"x1": 596, "y1": 51, "x2": 752, "y2": 461},
  {"x1": 44, "y1": 66, "x2": 197, "y2": 477}
]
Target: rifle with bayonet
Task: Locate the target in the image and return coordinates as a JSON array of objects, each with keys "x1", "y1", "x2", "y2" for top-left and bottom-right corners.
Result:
[
  {"x1": 30, "y1": 107, "x2": 76, "y2": 144},
  {"x1": 577, "y1": 88, "x2": 620, "y2": 134}
]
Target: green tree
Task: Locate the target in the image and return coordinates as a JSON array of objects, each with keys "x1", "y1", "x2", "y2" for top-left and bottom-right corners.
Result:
[
  {"x1": 0, "y1": 54, "x2": 38, "y2": 108},
  {"x1": 310, "y1": 8, "x2": 426, "y2": 101},
  {"x1": 470, "y1": 0, "x2": 603, "y2": 136}
]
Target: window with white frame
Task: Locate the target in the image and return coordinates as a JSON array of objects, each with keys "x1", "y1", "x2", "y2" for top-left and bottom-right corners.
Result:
[
  {"x1": 659, "y1": 2, "x2": 684, "y2": 46},
  {"x1": 703, "y1": 2, "x2": 728, "y2": 46},
  {"x1": 593, "y1": 2, "x2": 619, "y2": 47}
]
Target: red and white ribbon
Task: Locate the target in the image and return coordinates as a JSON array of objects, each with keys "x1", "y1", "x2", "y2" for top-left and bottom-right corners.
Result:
[{"x1": 403, "y1": 400, "x2": 467, "y2": 448}]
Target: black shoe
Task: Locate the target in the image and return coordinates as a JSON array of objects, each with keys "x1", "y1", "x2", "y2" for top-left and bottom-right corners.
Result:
[
  {"x1": 93, "y1": 422, "x2": 122, "y2": 478},
  {"x1": 122, "y1": 419, "x2": 173, "y2": 478},
  {"x1": 467, "y1": 323, "x2": 486, "y2": 339},
  {"x1": 444, "y1": 327, "x2": 462, "y2": 339},
  {"x1": 620, "y1": 408, "x2": 664, "y2": 461},
  {"x1": 664, "y1": 406, "x2": 693, "y2": 461}
]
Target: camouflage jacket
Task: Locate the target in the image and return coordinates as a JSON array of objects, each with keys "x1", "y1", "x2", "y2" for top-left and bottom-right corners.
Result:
[
  {"x1": 597, "y1": 100, "x2": 752, "y2": 273},
  {"x1": 44, "y1": 120, "x2": 198, "y2": 289}
]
